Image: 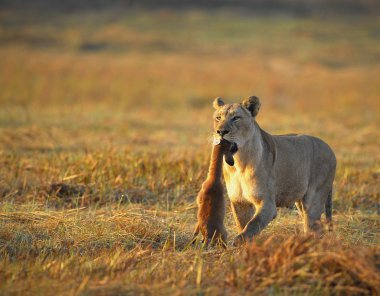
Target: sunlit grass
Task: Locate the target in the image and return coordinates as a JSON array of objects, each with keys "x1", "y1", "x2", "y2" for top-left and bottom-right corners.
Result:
[{"x1": 0, "y1": 206, "x2": 378, "y2": 295}]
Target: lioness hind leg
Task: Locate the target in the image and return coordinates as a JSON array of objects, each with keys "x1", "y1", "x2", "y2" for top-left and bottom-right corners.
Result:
[
  {"x1": 303, "y1": 213, "x2": 323, "y2": 236},
  {"x1": 301, "y1": 193, "x2": 324, "y2": 236},
  {"x1": 325, "y1": 189, "x2": 333, "y2": 231}
]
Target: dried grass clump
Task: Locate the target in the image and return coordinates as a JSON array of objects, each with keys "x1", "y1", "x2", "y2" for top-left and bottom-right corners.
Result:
[{"x1": 239, "y1": 235, "x2": 380, "y2": 294}]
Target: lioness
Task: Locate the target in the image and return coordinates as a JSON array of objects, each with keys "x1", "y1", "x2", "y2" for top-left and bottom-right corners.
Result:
[{"x1": 212, "y1": 96, "x2": 336, "y2": 244}]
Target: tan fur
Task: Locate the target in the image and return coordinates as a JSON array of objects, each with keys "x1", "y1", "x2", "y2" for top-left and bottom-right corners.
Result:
[
  {"x1": 193, "y1": 139, "x2": 233, "y2": 247},
  {"x1": 212, "y1": 96, "x2": 337, "y2": 244}
]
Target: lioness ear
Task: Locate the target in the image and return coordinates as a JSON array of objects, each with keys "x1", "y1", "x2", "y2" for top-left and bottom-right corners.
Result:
[
  {"x1": 213, "y1": 97, "x2": 225, "y2": 109},
  {"x1": 242, "y1": 96, "x2": 261, "y2": 117}
]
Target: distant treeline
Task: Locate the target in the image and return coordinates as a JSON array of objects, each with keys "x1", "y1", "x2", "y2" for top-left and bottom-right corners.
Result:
[{"x1": 1, "y1": 0, "x2": 379, "y2": 15}]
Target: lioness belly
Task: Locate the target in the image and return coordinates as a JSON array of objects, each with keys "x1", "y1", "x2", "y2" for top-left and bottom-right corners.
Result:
[
  {"x1": 275, "y1": 190, "x2": 305, "y2": 207},
  {"x1": 273, "y1": 166, "x2": 309, "y2": 206},
  {"x1": 272, "y1": 135, "x2": 311, "y2": 206}
]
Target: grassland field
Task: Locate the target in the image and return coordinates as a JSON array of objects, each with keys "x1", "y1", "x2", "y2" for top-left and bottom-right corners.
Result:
[{"x1": 0, "y1": 8, "x2": 379, "y2": 295}]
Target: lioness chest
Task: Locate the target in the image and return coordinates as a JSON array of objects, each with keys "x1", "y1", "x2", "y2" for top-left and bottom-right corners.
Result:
[{"x1": 223, "y1": 166, "x2": 265, "y2": 204}]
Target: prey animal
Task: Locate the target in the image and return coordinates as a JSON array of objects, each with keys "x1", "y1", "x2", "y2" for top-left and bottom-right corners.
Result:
[{"x1": 193, "y1": 138, "x2": 236, "y2": 246}]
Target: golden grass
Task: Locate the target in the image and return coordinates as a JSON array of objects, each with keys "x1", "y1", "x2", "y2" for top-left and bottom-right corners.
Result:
[
  {"x1": 0, "y1": 207, "x2": 378, "y2": 295},
  {"x1": 242, "y1": 235, "x2": 379, "y2": 295},
  {"x1": 0, "y1": 8, "x2": 379, "y2": 295}
]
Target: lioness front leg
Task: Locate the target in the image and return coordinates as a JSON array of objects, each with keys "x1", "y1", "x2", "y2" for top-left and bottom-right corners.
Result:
[
  {"x1": 233, "y1": 201, "x2": 276, "y2": 244},
  {"x1": 230, "y1": 201, "x2": 255, "y2": 231}
]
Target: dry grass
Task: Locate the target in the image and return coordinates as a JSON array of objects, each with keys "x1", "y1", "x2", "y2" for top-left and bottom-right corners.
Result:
[
  {"x1": 0, "y1": 8, "x2": 379, "y2": 295},
  {"x1": 0, "y1": 207, "x2": 378, "y2": 295},
  {"x1": 242, "y1": 235, "x2": 379, "y2": 295}
]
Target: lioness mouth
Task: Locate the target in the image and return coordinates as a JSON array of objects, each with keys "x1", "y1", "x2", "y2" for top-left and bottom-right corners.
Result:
[{"x1": 213, "y1": 136, "x2": 238, "y2": 166}]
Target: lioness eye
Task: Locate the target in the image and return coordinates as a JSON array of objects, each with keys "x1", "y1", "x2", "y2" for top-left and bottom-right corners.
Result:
[
  {"x1": 233, "y1": 116, "x2": 241, "y2": 121},
  {"x1": 215, "y1": 116, "x2": 221, "y2": 121}
]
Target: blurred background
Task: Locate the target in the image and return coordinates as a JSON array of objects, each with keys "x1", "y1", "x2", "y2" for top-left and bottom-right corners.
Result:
[{"x1": 0, "y1": 0, "x2": 379, "y2": 209}]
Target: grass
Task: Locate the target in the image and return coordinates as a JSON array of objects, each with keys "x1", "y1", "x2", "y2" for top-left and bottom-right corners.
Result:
[
  {"x1": 0, "y1": 8, "x2": 379, "y2": 295},
  {"x1": 0, "y1": 207, "x2": 379, "y2": 295}
]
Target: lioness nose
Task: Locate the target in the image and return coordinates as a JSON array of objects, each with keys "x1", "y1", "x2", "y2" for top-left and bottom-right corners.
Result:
[{"x1": 217, "y1": 129, "x2": 229, "y2": 136}]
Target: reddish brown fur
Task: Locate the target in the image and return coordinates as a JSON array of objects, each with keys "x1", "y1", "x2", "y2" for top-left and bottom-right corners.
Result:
[{"x1": 193, "y1": 139, "x2": 233, "y2": 246}]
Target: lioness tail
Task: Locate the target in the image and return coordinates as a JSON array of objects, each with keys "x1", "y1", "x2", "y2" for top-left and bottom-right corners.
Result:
[{"x1": 325, "y1": 190, "x2": 333, "y2": 231}]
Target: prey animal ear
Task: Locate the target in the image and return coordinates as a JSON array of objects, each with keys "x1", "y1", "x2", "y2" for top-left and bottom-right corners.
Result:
[
  {"x1": 213, "y1": 97, "x2": 225, "y2": 109},
  {"x1": 242, "y1": 96, "x2": 261, "y2": 117}
]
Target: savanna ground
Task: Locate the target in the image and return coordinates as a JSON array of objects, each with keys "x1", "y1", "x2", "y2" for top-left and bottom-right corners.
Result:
[{"x1": 0, "y1": 6, "x2": 379, "y2": 295}]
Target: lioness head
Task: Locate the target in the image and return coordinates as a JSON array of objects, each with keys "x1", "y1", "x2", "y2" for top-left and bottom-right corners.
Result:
[{"x1": 212, "y1": 96, "x2": 261, "y2": 149}]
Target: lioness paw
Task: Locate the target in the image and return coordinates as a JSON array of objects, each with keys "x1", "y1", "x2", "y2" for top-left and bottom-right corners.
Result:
[{"x1": 232, "y1": 233, "x2": 248, "y2": 246}]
